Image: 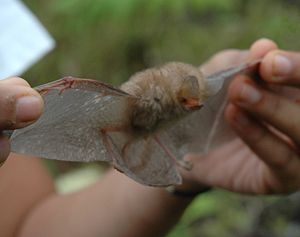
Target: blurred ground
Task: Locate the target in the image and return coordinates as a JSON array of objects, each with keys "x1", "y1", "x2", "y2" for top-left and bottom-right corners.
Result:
[{"x1": 22, "y1": 0, "x2": 300, "y2": 236}]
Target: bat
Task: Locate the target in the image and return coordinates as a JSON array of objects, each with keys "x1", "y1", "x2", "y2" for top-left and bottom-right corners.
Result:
[{"x1": 9, "y1": 60, "x2": 260, "y2": 187}]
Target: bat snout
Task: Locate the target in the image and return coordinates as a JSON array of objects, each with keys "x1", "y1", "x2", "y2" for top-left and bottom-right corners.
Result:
[{"x1": 180, "y1": 97, "x2": 203, "y2": 111}]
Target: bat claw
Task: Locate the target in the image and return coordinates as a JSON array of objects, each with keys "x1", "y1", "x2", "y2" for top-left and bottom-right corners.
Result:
[{"x1": 178, "y1": 159, "x2": 193, "y2": 171}]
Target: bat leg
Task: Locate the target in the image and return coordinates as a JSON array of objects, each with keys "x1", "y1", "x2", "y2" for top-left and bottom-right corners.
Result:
[
  {"x1": 128, "y1": 137, "x2": 153, "y2": 171},
  {"x1": 121, "y1": 141, "x2": 133, "y2": 159},
  {"x1": 37, "y1": 77, "x2": 76, "y2": 95},
  {"x1": 153, "y1": 135, "x2": 193, "y2": 171},
  {"x1": 100, "y1": 127, "x2": 153, "y2": 173},
  {"x1": 100, "y1": 126, "x2": 131, "y2": 168},
  {"x1": 121, "y1": 137, "x2": 153, "y2": 173},
  {"x1": 100, "y1": 128, "x2": 118, "y2": 164}
]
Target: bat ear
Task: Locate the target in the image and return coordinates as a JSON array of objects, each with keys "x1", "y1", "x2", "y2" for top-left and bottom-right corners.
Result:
[
  {"x1": 178, "y1": 75, "x2": 200, "y2": 99},
  {"x1": 178, "y1": 76, "x2": 202, "y2": 110}
]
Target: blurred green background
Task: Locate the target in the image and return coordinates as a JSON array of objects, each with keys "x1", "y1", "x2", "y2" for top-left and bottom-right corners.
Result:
[{"x1": 22, "y1": 0, "x2": 300, "y2": 236}]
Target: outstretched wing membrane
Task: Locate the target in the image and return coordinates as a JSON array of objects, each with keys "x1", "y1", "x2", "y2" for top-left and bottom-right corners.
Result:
[{"x1": 11, "y1": 77, "x2": 136, "y2": 163}]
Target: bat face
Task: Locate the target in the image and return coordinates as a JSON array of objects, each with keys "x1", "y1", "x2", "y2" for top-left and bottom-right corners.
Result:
[
  {"x1": 177, "y1": 75, "x2": 204, "y2": 111},
  {"x1": 10, "y1": 61, "x2": 260, "y2": 187}
]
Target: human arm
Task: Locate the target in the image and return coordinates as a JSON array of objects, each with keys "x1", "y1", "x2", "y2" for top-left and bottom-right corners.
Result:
[
  {"x1": 1, "y1": 152, "x2": 192, "y2": 237},
  {"x1": 17, "y1": 167, "x2": 191, "y2": 237}
]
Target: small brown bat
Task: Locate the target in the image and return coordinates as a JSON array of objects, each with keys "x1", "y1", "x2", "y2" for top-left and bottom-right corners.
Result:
[{"x1": 10, "y1": 60, "x2": 260, "y2": 186}]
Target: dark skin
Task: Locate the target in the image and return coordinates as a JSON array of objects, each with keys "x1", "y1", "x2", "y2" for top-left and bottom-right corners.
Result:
[{"x1": 0, "y1": 38, "x2": 299, "y2": 237}]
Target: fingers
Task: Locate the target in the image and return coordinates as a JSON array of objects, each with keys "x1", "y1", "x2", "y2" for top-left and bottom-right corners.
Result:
[
  {"x1": 249, "y1": 38, "x2": 278, "y2": 60},
  {"x1": 226, "y1": 75, "x2": 300, "y2": 190},
  {"x1": 225, "y1": 105, "x2": 300, "y2": 193},
  {"x1": 228, "y1": 75, "x2": 300, "y2": 145},
  {"x1": 260, "y1": 50, "x2": 300, "y2": 86},
  {"x1": 250, "y1": 39, "x2": 300, "y2": 87},
  {"x1": 226, "y1": 104, "x2": 300, "y2": 169},
  {"x1": 0, "y1": 77, "x2": 44, "y2": 130},
  {"x1": 200, "y1": 38, "x2": 278, "y2": 76}
]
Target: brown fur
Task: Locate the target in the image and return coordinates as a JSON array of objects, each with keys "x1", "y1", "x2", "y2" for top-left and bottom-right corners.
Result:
[{"x1": 120, "y1": 62, "x2": 208, "y2": 132}]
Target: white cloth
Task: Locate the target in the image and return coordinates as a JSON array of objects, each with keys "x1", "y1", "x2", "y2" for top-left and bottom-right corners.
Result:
[{"x1": 0, "y1": 0, "x2": 55, "y2": 79}]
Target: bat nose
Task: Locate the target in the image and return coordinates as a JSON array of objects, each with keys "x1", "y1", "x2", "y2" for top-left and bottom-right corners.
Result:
[
  {"x1": 189, "y1": 104, "x2": 203, "y2": 110},
  {"x1": 182, "y1": 97, "x2": 203, "y2": 110}
]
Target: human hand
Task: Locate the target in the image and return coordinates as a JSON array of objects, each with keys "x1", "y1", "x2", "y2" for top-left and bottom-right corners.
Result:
[
  {"x1": 0, "y1": 77, "x2": 43, "y2": 162},
  {"x1": 224, "y1": 42, "x2": 300, "y2": 194},
  {"x1": 179, "y1": 38, "x2": 300, "y2": 195}
]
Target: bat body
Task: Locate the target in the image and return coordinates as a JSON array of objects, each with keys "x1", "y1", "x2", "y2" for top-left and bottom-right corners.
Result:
[{"x1": 10, "y1": 60, "x2": 260, "y2": 186}]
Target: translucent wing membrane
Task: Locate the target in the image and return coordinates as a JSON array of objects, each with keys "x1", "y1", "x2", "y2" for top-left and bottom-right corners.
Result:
[
  {"x1": 11, "y1": 78, "x2": 136, "y2": 162},
  {"x1": 205, "y1": 60, "x2": 261, "y2": 96}
]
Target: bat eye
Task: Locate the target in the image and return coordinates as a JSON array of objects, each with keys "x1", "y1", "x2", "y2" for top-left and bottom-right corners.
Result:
[
  {"x1": 180, "y1": 97, "x2": 188, "y2": 104},
  {"x1": 154, "y1": 97, "x2": 160, "y2": 102}
]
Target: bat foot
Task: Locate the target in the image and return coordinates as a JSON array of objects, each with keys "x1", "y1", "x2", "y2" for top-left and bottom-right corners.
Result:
[{"x1": 178, "y1": 159, "x2": 193, "y2": 171}]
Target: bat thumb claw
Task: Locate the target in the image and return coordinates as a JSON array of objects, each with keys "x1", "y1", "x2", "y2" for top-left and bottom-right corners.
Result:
[{"x1": 178, "y1": 159, "x2": 193, "y2": 171}]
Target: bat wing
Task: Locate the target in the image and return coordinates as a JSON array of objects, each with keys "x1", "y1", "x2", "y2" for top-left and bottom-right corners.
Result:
[
  {"x1": 10, "y1": 77, "x2": 181, "y2": 186},
  {"x1": 162, "y1": 60, "x2": 260, "y2": 155},
  {"x1": 10, "y1": 77, "x2": 136, "y2": 163}
]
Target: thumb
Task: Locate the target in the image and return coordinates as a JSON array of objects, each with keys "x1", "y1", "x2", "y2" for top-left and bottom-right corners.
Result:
[{"x1": 0, "y1": 77, "x2": 44, "y2": 130}]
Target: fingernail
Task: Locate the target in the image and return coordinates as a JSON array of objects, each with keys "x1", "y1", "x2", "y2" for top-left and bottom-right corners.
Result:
[
  {"x1": 272, "y1": 55, "x2": 292, "y2": 80},
  {"x1": 16, "y1": 96, "x2": 43, "y2": 123},
  {"x1": 239, "y1": 84, "x2": 262, "y2": 104}
]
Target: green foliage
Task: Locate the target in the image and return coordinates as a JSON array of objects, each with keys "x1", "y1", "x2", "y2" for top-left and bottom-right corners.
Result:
[
  {"x1": 23, "y1": 0, "x2": 300, "y2": 87},
  {"x1": 21, "y1": 0, "x2": 300, "y2": 236},
  {"x1": 167, "y1": 190, "x2": 271, "y2": 237}
]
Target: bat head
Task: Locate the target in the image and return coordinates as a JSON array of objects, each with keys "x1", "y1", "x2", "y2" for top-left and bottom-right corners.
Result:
[{"x1": 120, "y1": 62, "x2": 208, "y2": 131}]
